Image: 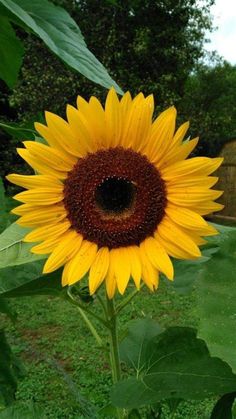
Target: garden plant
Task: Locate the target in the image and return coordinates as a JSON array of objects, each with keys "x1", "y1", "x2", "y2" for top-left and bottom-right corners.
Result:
[{"x1": 0, "y1": 1, "x2": 236, "y2": 418}]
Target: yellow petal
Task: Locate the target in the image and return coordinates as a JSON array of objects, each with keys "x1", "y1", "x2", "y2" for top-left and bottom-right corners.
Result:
[
  {"x1": 17, "y1": 148, "x2": 67, "y2": 179},
  {"x1": 35, "y1": 122, "x2": 63, "y2": 150},
  {"x1": 112, "y1": 248, "x2": 131, "y2": 295},
  {"x1": 105, "y1": 87, "x2": 122, "y2": 147},
  {"x1": 127, "y1": 246, "x2": 142, "y2": 289},
  {"x1": 66, "y1": 240, "x2": 98, "y2": 286},
  {"x1": 24, "y1": 220, "x2": 71, "y2": 242},
  {"x1": 6, "y1": 174, "x2": 62, "y2": 190},
  {"x1": 76, "y1": 96, "x2": 106, "y2": 149},
  {"x1": 139, "y1": 246, "x2": 159, "y2": 291},
  {"x1": 66, "y1": 104, "x2": 94, "y2": 154},
  {"x1": 105, "y1": 252, "x2": 117, "y2": 299},
  {"x1": 157, "y1": 217, "x2": 201, "y2": 258},
  {"x1": 89, "y1": 247, "x2": 110, "y2": 294},
  {"x1": 167, "y1": 187, "x2": 223, "y2": 206},
  {"x1": 121, "y1": 94, "x2": 154, "y2": 150},
  {"x1": 62, "y1": 261, "x2": 71, "y2": 286},
  {"x1": 193, "y1": 201, "x2": 224, "y2": 215},
  {"x1": 147, "y1": 106, "x2": 177, "y2": 162},
  {"x1": 15, "y1": 204, "x2": 66, "y2": 226},
  {"x1": 155, "y1": 233, "x2": 195, "y2": 260},
  {"x1": 161, "y1": 157, "x2": 223, "y2": 180},
  {"x1": 31, "y1": 234, "x2": 64, "y2": 254},
  {"x1": 120, "y1": 91, "x2": 132, "y2": 118},
  {"x1": 158, "y1": 137, "x2": 199, "y2": 168},
  {"x1": 167, "y1": 176, "x2": 218, "y2": 189},
  {"x1": 143, "y1": 237, "x2": 174, "y2": 280},
  {"x1": 45, "y1": 112, "x2": 83, "y2": 157},
  {"x1": 165, "y1": 205, "x2": 210, "y2": 231},
  {"x1": 43, "y1": 230, "x2": 83, "y2": 273},
  {"x1": 172, "y1": 121, "x2": 190, "y2": 146},
  {"x1": 23, "y1": 141, "x2": 75, "y2": 171},
  {"x1": 14, "y1": 187, "x2": 64, "y2": 205}
]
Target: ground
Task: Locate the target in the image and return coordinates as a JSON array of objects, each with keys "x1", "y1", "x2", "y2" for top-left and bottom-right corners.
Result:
[{"x1": 1, "y1": 281, "x2": 216, "y2": 418}]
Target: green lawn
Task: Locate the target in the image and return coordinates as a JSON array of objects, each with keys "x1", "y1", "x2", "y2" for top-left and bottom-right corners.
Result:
[{"x1": 1, "y1": 282, "x2": 215, "y2": 418}]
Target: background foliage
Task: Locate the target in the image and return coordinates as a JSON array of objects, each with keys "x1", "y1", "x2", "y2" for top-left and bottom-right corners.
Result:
[{"x1": 3, "y1": 0, "x2": 236, "y2": 191}]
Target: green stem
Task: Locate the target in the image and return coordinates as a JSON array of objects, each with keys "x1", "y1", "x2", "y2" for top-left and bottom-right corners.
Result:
[
  {"x1": 106, "y1": 296, "x2": 123, "y2": 419},
  {"x1": 66, "y1": 289, "x2": 109, "y2": 328},
  {"x1": 77, "y1": 306, "x2": 103, "y2": 348}
]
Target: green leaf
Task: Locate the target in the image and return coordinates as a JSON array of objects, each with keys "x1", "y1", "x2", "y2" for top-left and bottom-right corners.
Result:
[
  {"x1": 119, "y1": 318, "x2": 163, "y2": 371},
  {"x1": 0, "y1": 179, "x2": 9, "y2": 234},
  {"x1": 197, "y1": 227, "x2": 236, "y2": 373},
  {"x1": 0, "y1": 0, "x2": 122, "y2": 93},
  {"x1": 111, "y1": 327, "x2": 236, "y2": 409},
  {"x1": 0, "y1": 122, "x2": 36, "y2": 140},
  {"x1": 210, "y1": 393, "x2": 236, "y2": 419},
  {"x1": 0, "y1": 261, "x2": 62, "y2": 297},
  {"x1": 0, "y1": 223, "x2": 45, "y2": 269},
  {"x1": 0, "y1": 16, "x2": 24, "y2": 88},
  {"x1": 0, "y1": 330, "x2": 24, "y2": 406},
  {"x1": 0, "y1": 401, "x2": 46, "y2": 418}
]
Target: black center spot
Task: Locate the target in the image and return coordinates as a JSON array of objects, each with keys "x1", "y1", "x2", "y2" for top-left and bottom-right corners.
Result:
[{"x1": 95, "y1": 177, "x2": 136, "y2": 214}]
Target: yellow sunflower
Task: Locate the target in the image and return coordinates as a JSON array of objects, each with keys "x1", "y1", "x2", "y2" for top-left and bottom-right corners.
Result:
[{"x1": 7, "y1": 88, "x2": 223, "y2": 298}]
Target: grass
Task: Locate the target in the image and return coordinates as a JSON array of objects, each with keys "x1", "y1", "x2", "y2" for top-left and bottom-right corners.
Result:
[{"x1": 0, "y1": 281, "x2": 215, "y2": 418}]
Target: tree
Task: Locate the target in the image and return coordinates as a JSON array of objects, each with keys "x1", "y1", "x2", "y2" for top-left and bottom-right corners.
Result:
[
  {"x1": 10, "y1": 0, "x2": 215, "y2": 119},
  {"x1": 179, "y1": 61, "x2": 236, "y2": 156}
]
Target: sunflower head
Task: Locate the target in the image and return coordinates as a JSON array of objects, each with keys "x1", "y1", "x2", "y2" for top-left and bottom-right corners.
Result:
[{"x1": 7, "y1": 88, "x2": 223, "y2": 298}]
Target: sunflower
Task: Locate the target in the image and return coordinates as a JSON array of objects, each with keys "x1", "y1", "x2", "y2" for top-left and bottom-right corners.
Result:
[{"x1": 7, "y1": 88, "x2": 223, "y2": 298}]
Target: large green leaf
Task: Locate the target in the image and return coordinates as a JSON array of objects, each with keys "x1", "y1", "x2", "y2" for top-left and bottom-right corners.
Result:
[
  {"x1": 0, "y1": 16, "x2": 24, "y2": 88},
  {"x1": 0, "y1": 0, "x2": 122, "y2": 93},
  {"x1": 197, "y1": 227, "x2": 236, "y2": 373},
  {"x1": 0, "y1": 261, "x2": 62, "y2": 297},
  {"x1": 119, "y1": 318, "x2": 163, "y2": 371},
  {"x1": 0, "y1": 223, "x2": 45, "y2": 268},
  {"x1": 112, "y1": 325, "x2": 236, "y2": 409}
]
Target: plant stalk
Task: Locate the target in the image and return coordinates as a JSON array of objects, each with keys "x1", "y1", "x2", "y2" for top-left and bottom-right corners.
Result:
[{"x1": 106, "y1": 296, "x2": 123, "y2": 419}]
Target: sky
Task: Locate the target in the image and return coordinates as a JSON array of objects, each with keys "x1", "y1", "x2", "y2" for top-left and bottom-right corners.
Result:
[{"x1": 205, "y1": 0, "x2": 236, "y2": 64}]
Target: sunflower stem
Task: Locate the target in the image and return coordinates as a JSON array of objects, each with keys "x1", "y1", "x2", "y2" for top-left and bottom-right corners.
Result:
[{"x1": 106, "y1": 296, "x2": 123, "y2": 419}]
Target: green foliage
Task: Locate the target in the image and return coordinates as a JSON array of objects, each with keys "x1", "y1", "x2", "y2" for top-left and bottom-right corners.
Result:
[
  {"x1": 0, "y1": 330, "x2": 24, "y2": 406},
  {"x1": 0, "y1": 298, "x2": 17, "y2": 323},
  {"x1": 0, "y1": 0, "x2": 121, "y2": 93},
  {"x1": 0, "y1": 401, "x2": 45, "y2": 418},
  {"x1": 0, "y1": 263, "x2": 62, "y2": 298},
  {"x1": 112, "y1": 322, "x2": 236, "y2": 409},
  {"x1": 119, "y1": 318, "x2": 163, "y2": 370},
  {"x1": 0, "y1": 223, "x2": 44, "y2": 269},
  {"x1": 210, "y1": 393, "x2": 236, "y2": 419},
  {"x1": 179, "y1": 62, "x2": 236, "y2": 156},
  {"x1": 0, "y1": 179, "x2": 9, "y2": 234},
  {"x1": 8, "y1": 0, "x2": 214, "y2": 120},
  {"x1": 197, "y1": 226, "x2": 236, "y2": 373},
  {"x1": 0, "y1": 16, "x2": 24, "y2": 88}
]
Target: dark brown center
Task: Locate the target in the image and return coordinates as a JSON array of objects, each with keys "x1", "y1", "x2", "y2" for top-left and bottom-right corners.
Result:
[{"x1": 63, "y1": 147, "x2": 166, "y2": 248}]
